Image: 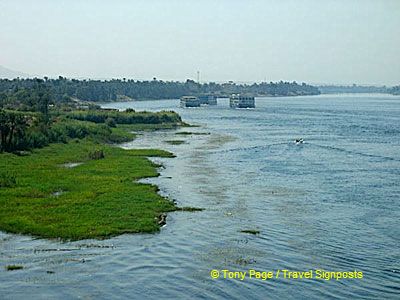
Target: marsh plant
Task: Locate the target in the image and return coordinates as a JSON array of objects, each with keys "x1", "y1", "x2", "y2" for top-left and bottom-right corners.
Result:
[
  {"x1": 88, "y1": 149, "x2": 105, "y2": 160},
  {"x1": 0, "y1": 173, "x2": 16, "y2": 188}
]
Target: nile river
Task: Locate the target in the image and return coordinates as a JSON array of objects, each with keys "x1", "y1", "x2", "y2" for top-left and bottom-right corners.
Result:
[{"x1": 1, "y1": 94, "x2": 399, "y2": 299}]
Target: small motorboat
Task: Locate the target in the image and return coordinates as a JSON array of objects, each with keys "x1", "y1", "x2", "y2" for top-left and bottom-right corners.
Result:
[{"x1": 294, "y1": 138, "x2": 304, "y2": 144}]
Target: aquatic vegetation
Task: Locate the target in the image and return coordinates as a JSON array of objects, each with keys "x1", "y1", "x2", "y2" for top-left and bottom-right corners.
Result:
[
  {"x1": 164, "y1": 140, "x2": 185, "y2": 145},
  {"x1": 175, "y1": 131, "x2": 210, "y2": 135},
  {"x1": 240, "y1": 230, "x2": 260, "y2": 235},
  {"x1": 235, "y1": 257, "x2": 257, "y2": 266},
  {"x1": 5, "y1": 265, "x2": 23, "y2": 271},
  {"x1": 0, "y1": 141, "x2": 178, "y2": 240},
  {"x1": 177, "y1": 207, "x2": 204, "y2": 212},
  {"x1": 118, "y1": 123, "x2": 184, "y2": 131}
]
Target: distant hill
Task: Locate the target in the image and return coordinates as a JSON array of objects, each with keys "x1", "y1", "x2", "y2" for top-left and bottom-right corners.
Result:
[
  {"x1": 318, "y1": 84, "x2": 389, "y2": 94},
  {"x1": 0, "y1": 65, "x2": 30, "y2": 79}
]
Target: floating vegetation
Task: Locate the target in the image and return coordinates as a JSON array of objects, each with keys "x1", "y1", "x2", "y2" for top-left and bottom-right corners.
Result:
[
  {"x1": 5, "y1": 265, "x2": 23, "y2": 271},
  {"x1": 177, "y1": 207, "x2": 204, "y2": 212},
  {"x1": 76, "y1": 243, "x2": 115, "y2": 249},
  {"x1": 34, "y1": 248, "x2": 80, "y2": 253},
  {"x1": 175, "y1": 131, "x2": 210, "y2": 135},
  {"x1": 164, "y1": 140, "x2": 185, "y2": 145},
  {"x1": 235, "y1": 257, "x2": 257, "y2": 266},
  {"x1": 240, "y1": 230, "x2": 260, "y2": 235}
]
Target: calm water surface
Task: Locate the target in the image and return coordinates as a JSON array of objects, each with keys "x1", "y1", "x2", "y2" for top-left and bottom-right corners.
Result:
[{"x1": 1, "y1": 94, "x2": 399, "y2": 299}]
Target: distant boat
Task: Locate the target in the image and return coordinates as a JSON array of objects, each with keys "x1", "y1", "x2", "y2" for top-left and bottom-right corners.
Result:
[
  {"x1": 180, "y1": 96, "x2": 200, "y2": 107},
  {"x1": 180, "y1": 95, "x2": 217, "y2": 107},
  {"x1": 198, "y1": 95, "x2": 217, "y2": 105},
  {"x1": 294, "y1": 138, "x2": 304, "y2": 144},
  {"x1": 229, "y1": 94, "x2": 255, "y2": 108}
]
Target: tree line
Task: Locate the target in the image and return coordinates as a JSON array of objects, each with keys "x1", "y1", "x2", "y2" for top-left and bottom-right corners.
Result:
[
  {"x1": 388, "y1": 86, "x2": 400, "y2": 95},
  {"x1": 0, "y1": 80, "x2": 183, "y2": 153},
  {"x1": 66, "y1": 110, "x2": 181, "y2": 125},
  {"x1": 0, "y1": 77, "x2": 321, "y2": 103}
]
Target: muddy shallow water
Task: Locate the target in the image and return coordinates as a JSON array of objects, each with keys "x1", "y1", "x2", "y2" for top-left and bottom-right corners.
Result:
[{"x1": 1, "y1": 95, "x2": 400, "y2": 299}]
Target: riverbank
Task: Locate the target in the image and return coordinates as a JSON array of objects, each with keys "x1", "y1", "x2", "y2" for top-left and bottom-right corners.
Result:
[
  {"x1": 0, "y1": 106, "x2": 190, "y2": 240},
  {"x1": 0, "y1": 139, "x2": 180, "y2": 240}
]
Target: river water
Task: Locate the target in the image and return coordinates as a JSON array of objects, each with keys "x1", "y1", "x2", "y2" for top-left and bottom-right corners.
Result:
[{"x1": 1, "y1": 94, "x2": 399, "y2": 299}]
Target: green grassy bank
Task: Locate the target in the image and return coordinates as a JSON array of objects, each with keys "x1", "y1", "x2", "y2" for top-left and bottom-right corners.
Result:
[
  {"x1": 0, "y1": 140, "x2": 178, "y2": 240},
  {"x1": 0, "y1": 85, "x2": 193, "y2": 240}
]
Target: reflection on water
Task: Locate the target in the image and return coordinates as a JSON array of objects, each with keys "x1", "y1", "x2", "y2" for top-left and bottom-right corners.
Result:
[{"x1": 1, "y1": 95, "x2": 400, "y2": 299}]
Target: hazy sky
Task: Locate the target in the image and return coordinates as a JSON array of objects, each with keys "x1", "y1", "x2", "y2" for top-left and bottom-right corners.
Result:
[{"x1": 1, "y1": 0, "x2": 399, "y2": 85}]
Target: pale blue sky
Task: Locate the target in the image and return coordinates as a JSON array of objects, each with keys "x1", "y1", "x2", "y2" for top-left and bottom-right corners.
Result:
[{"x1": 1, "y1": 0, "x2": 399, "y2": 85}]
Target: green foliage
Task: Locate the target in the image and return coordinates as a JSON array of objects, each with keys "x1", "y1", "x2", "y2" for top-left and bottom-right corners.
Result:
[
  {"x1": 0, "y1": 173, "x2": 16, "y2": 188},
  {"x1": 164, "y1": 140, "x2": 185, "y2": 145},
  {"x1": 175, "y1": 131, "x2": 210, "y2": 135},
  {"x1": 319, "y1": 84, "x2": 389, "y2": 94},
  {"x1": 0, "y1": 141, "x2": 177, "y2": 240},
  {"x1": 0, "y1": 77, "x2": 321, "y2": 103},
  {"x1": 88, "y1": 149, "x2": 105, "y2": 160},
  {"x1": 0, "y1": 79, "x2": 52, "y2": 114},
  {"x1": 25, "y1": 128, "x2": 49, "y2": 148},
  {"x1": 0, "y1": 92, "x2": 190, "y2": 240},
  {"x1": 5, "y1": 265, "x2": 23, "y2": 271},
  {"x1": 0, "y1": 107, "x2": 181, "y2": 153},
  {"x1": 0, "y1": 109, "x2": 30, "y2": 152},
  {"x1": 66, "y1": 110, "x2": 182, "y2": 125},
  {"x1": 177, "y1": 207, "x2": 204, "y2": 212},
  {"x1": 240, "y1": 230, "x2": 260, "y2": 235},
  {"x1": 105, "y1": 117, "x2": 116, "y2": 127}
]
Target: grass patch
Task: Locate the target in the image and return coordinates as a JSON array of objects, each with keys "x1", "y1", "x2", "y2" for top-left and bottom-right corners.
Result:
[
  {"x1": 0, "y1": 140, "x2": 179, "y2": 240},
  {"x1": 175, "y1": 131, "x2": 210, "y2": 135},
  {"x1": 88, "y1": 149, "x2": 105, "y2": 160},
  {"x1": 164, "y1": 140, "x2": 185, "y2": 145},
  {"x1": 110, "y1": 123, "x2": 182, "y2": 132},
  {"x1": 177, "y1": 207, "x2": 204, "y2": 212},
  {"x1": 5, "y1": 265, "x2": 23, "y2": 271},
  {"x1": 109, "y1": 125, "x2": 136, "y2": 143},
  {"x1": 0, "y1": 173, "x2": 17, "y2": 188},
  {"x1": 240, "y1": 230, "x2": 260, "y2": 235}
]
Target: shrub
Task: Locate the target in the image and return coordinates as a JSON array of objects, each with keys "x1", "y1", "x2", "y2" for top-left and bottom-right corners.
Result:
[
  {"x1": 88, "y1": 149, "x2": 105, "y2": 160},
  {"x1": 0, "y1": 173, "x2": 16, "y2": 188},
  {"x1": 25, "y1": 129, "x2": 50, "y2": 149},
  {"x1": 105, "y1": 117, "x2": 116, "y2": 128},
  {"x1": 66, "y1": 110, "x2": 182, "y2": 125}
]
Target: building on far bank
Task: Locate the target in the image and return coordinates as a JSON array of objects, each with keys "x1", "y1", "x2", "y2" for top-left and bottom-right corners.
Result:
[{"x1": 229, "y1": 94, "x2": 255, "y2": 108}]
